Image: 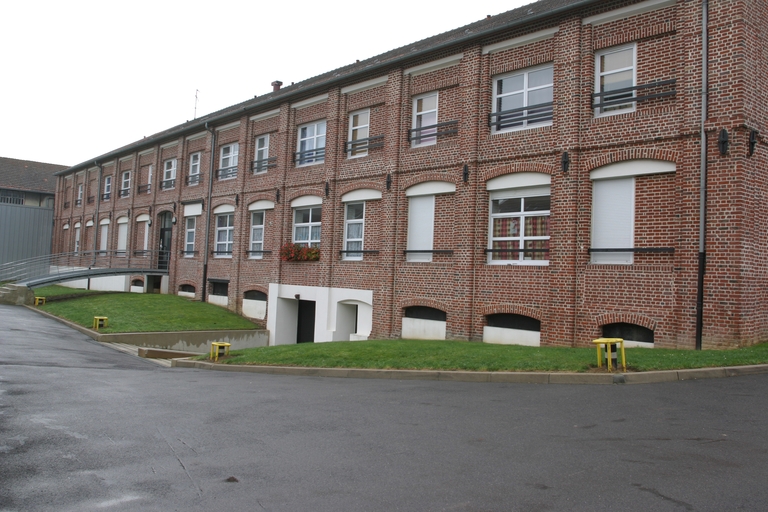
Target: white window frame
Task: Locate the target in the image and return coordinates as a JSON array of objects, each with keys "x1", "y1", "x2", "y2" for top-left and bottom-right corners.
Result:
[
  {"x1": 595, "y1": 43, "x2": 637, "y2": 117},
  {"x1": 591, "y1": 177, "x2": 635, "y2": 264},
  {"x1": 411, "y1": 92, "x2": 438, "y2": 147},
  {"x1": 343, "y1": 202, "x2": 365, "y2": 260},
  {"x1": 492, "y1": 64, "x2": 554, "y2": 133},
  {"x1": 77, "y1": 184, "x2": 83, "y2": 204},
  {"x1": 215, "y1": 213, "x2": 235, "y2": 257},
  {"x1": 116, "y1": 219, "x2": 128, "y2": 256},
  {"x1": 103, "y1": 176, "x2": 112, "y2": 197},
  {"x1": 253, "y1": 135, "x2": 270, "y2": 174},
  {"x1": 146, "y1": 165, "x2": 153, "y2": 192},
  {"x1": 188, "y1": 152, "x2": 201, "y2": 186},
  {"x1": 293, "y1": 206, "x2": 322, "y2": 248},
  {"x1": 488, "y1": 186, "x2": 551, "y2": 266},
  {"x1": 74, "y1": 226, "x2": 81, "y2": 254},
  {"x1": 121, "y1": 171, "x2": 131, "y2": 196},
  {"x1": 184, "y1": 217, "x2": 196, "y2": 257},
  {"x1": 162, "y1": 158, "x2": 176, "y2": 189},
  {"x1": 249, "y1": 211, "x2": 265, "y2": 258},
  {"x1": 219, "y1": 143, "x2": 239, "y2": 180},
  {"x1": 347, "y1": 109, "x2": 370, "y2": 158},
  {"x1": 297, "y1": 120, "x2": 326, "y2": 166},
  {"x1": 99, "y1": 223, "x2": 108, "y2": 254}
]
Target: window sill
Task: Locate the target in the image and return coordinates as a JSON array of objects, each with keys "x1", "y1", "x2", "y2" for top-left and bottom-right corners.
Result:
[{"x1": 487, "y1": 261, "x2": 549, "y2": 266}]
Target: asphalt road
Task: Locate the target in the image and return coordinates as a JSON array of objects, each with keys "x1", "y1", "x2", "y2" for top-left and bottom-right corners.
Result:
[{"x1": 1, "y1": 304, "x2": 768, "y2": 512}]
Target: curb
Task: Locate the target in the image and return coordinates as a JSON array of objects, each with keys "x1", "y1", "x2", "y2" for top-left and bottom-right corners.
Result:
[
  {"x1": 22, "y1": 306, "x2": 768, "y2": 385},
  {"x1": 170, "y1": 358, "x2": 768, "y2": 385}
]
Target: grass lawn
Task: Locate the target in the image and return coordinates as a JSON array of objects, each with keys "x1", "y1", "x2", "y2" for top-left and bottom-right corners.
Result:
[
  {"x1": 34, "y1": 285, "x2": 102, "y2": 297},
  {"x1": 39, "y1": 292, "x2": 260, "y2": 333},
  {"x1": 207, "y1": 339, "x2": 768, "y2": 373}
]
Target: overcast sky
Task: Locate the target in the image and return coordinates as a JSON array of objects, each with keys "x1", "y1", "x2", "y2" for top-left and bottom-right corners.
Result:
[{"x1": 1, "y1": 0, "x2": 532, "y2": 167}]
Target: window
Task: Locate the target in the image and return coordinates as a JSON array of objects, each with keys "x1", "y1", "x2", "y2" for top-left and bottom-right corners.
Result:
[
  {"x1": 219, "y1": 143, "x2": 239, "y2": 179},
  {"x1": 595, "y1": 44, "x2": 636, "y2": 115},
  {"x1": 76, "y1": 184, "x2": 83, "y2": 206},
  {"x1": 296, "y1": 120, "x2": 326, "y2": 165},
  {"x1": 184, "y1": 217, "x2": 196, "y2": 257},
  {"x1": 102, "y1": 176, "x2": 112, "y2": 200},
  {"x1": 602, "y1": 323, "x2": 654, "y2": 346},
  {"x1": 120, "y1": 171, "x2": 131, "y2": 197},
  {"x1": 99, "y1": 222, "x2": 108, "y2": 255},
  {"x1": 488, "y1": 188, "x2": 550, "y2": 264},
  {"x1": 211, "y1": 281, "x2": 228, "y2": 296},
  {"x1": 411, "y1": 92, "x2": 437, "y2": 147},
  {"x1": 146, "y1": 165, "x2": 153, "y2": 192},
  {"x1": 188, "y1": 152, "x2": 201, "y2": 185},
  {"x1": 180, "y1": 284, "x2": 195, "y2": 293},
  {"x1": 249, "y1": 211, "x2": 265, "y2": 258},
  {"x1": 116, "y1": 218, "x2": 128, "y2": 256},
  {"x1": 407, "y1": 195, "x2": 434, "y2": 261},
  {"x1": 74, "y1": 225, "x2": 81, "y2": 253},
  {"x1": 405, "y1": 181, "x2": 455, "y2": 262},
  {"x1": 162, "y1": 158, "x2": 176, "y2": 189},
  {"x1": 491, "y1": 64, "x2": 553, "y2": 132},
  {"x1": 253, "y1": 135, "x2": 272, "y2": 173},
  {"x1": 293, "y1": 206, "x2": 321, "y2": 247},
  {"x1": 347, "y1": 110, "x2": 370, "y2": 158},
  {"x1": 591, "y1": 177, "x2": 634, "y2": 264},
  {"x1": 215, "y1": 213, "x2": 234, "y2": 256},
  {"x1": 0, "y1": 190, "x2": 24, "y2": 205},
  {"x1": 343, "y1": 202, "x2": 365, "y2": 260}
]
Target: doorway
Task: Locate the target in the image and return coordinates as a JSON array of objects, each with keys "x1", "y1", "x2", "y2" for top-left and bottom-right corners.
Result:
[
  {"x1": 158, "y1": 212, "x2": 173, "y2": 270},
  {"x1": 297, "y1": 300, "x2": 316, "y2": 343}
]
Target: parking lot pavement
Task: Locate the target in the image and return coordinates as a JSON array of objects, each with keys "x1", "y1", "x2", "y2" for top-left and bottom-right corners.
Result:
[{"x1": 2, "y1": 304, "x2": 768, "y2": 512}]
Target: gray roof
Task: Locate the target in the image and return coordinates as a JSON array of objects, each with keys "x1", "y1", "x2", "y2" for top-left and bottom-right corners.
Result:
[
  {"x1": 0, "y1": 157, "x2": 68, "y2": 194},
  {"x1": 60, "y1": 0, "x2": 596, "y2": 175}
]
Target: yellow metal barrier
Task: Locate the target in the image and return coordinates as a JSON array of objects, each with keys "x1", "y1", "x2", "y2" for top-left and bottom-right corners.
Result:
[
  {"x1": 34, "y1": 297, "x2": 46, "y2": 306},
  {"x1": 592, "y1": 337, "x2": 626, "y2": 372},
  {"x1": 210, "y1": 342, "x2": 231, "y2": 362},
  {"x1": 93, "y1": 316, "x2": 108, "y2": 330}
]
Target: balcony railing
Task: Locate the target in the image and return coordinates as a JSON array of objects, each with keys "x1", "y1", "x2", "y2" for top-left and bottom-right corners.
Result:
[
  {"x1": 217, "y1": 166, "x2": 237, "y2": 180},
  {"x1": 294, "y1": 147, "x2": 325, "y2": 166},
  {"x1": 252, "y1": 157, "x2": 277, "y2": 173},
  {"x1": 160, "y1": 179, "x2": 176, "y2": 190},
  {"x1": 63, "y1": 201, "x2": 71, "y2": 209},
  {"x1": 137, "y1": 184, "x2": 151, "y2": 194},
  {"x1": 489, "y1": 102, "x2": 553, "y2": 131},
  {"x1": 87, "y1": 196, "x2": 95, "y2": 204},
  {"x1": 119, "y1": 188, "x2": 130, "y2": 198},
  {"x1": 75, "y1": 199, "x2": 82, "y2": 206},
  {"x1": 101, "y1": 193, "x2": 111, "y2": 201},
  {"x1": 345, "y1": 135, "x2": 384, "y2": 156},
  {"x1": 408, "y1": 120, "x2": 458, "y2": 145},
  {"x1": 592, "y1": 79, "x2": 677, "y2": 112},
  {"x1": 588, "y1": 247, "x2": 675, "y2": 254},
  {"x1": 187, "y1": 174, "x2": 201, "y2": 186}
]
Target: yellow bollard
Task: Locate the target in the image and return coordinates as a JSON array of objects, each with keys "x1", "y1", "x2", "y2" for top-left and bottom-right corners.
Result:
[
  {"x1": 93, "y1": 316, "x2": 108, "y2": 330},
  {"x1": 34, "y1": 297, "x2": 46, "y2": 306},
  {"x1": 210, "y1": 342, "x2": 231, "y2": 362},
  {"x1": 591, "y1": 338, "x2": 626, "y2": 372}
]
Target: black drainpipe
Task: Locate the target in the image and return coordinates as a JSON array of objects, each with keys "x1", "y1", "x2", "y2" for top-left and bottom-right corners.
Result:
[
  {"x1": 201, "y1": 123, "x2": 217, "y2": 300},
  {"x1": 695, "y1": 0, "x2": 709, "y2": 350}
]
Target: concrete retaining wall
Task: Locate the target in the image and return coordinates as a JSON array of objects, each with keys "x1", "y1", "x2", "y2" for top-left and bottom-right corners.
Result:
[{"x1": 98, "y1": 329, "x2": 269, "y2": 353}]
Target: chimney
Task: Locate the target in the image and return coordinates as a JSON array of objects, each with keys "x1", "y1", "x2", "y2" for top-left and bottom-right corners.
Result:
[{"x1": 271, "y1": 80, "x2": 283, "y2": 92}]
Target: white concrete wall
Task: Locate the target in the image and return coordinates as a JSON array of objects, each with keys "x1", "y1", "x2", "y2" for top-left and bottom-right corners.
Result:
[
  {"x1": 267, "y1": 283, "x2": 373, "y2": 345},
  {"x1": 401, "y1": 317, "x2": 446, "y2": 340},
  {"x1": 178, "y1": 291, "x2": 195, "y2": 299},
  {"x1": 242, "y1": 299, "x2": 267, "y2": 320},
  {"x1": 61, "y1": 274, "x2": 130, "y2": 292},
  {"x1": 208, "y1": 295, "x2": 228, "y2": 307},
  {"x1": 482, "y1": 326, "x2": 541, "y2": 347}
]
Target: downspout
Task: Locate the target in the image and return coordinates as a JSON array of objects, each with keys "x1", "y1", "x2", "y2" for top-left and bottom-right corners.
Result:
[
  {"x1": 695, "y1": 0, "x2": 709, "y2": 350},
  {"x1": 201, "y1": 123, "x2": 217, "y2": 301},
  {"x1": 92, "y1": 162, "x2": 103, "y2": 265}
]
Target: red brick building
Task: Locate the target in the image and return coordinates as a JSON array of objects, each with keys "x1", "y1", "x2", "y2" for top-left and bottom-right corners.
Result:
[{"x1": 53, "y1": 0, "x2": 768, "y2": 348}]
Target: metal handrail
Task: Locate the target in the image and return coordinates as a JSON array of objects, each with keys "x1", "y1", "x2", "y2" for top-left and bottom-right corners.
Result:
[{"x1": 0, "y1": 250, "x2": 170, "y2": 286}]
